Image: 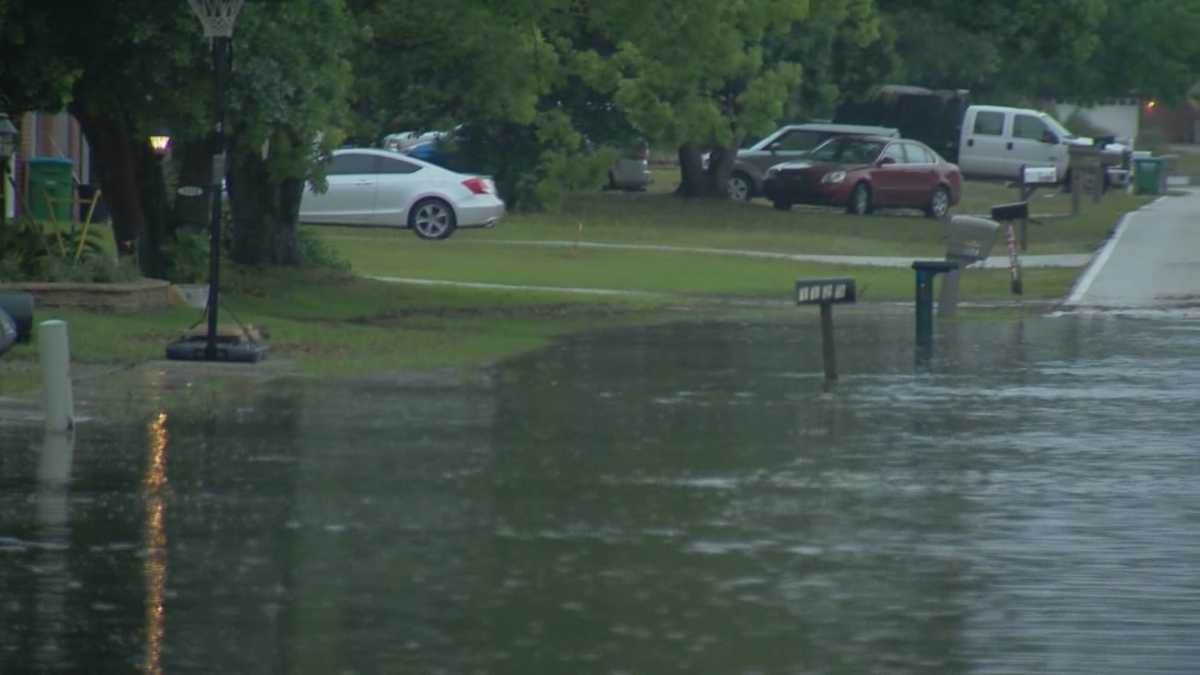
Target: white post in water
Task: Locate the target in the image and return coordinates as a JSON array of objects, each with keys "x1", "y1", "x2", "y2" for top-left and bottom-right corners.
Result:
[{"x1": 38, "y1": 320, "x2": 74, "y2": 432}]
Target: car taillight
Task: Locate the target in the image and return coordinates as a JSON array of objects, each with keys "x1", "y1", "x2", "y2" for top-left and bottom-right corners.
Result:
[{"x1": 462, "y1": 177, "x2": 491, "y2": 194}]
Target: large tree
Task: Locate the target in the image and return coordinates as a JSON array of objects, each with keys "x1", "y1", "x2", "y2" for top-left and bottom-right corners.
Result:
[
  {"x1": 0, "y1": 1, "x2": 356, "y2": 272},
  {"x1": 346, "y1": 0, "x2": 616, "y2": 210},
  {"x1": 872, "y1": 0, "x2": 1108, "y2": 101},
  {"x1": 1066, "y1": 0, "x2": 1200, "y2": 104},
  {"x1": 222, "y1": 1, "x2": 354, "y2": 265},
  {"x1": 0, "y1": 1, "x2": 207, "y2": 277},
  {"x1": 595, "y1": 0, "x2": 811, "y2": 197}
]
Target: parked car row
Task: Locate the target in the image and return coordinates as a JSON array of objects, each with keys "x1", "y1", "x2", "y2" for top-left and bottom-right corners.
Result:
[{"x1": 299, "y1": 123, "x2": 960, "y2": 241}]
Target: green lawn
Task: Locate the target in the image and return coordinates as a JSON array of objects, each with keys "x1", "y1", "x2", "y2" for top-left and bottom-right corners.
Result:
[
  {"x1": 0, "y1": 175, "x2": 1150, "y2": 395},
  {"x1": 309, "y1": 175, "x2": 1146, "y2": 303},
  {"x1": 314, "y1": 173, "x2": 1146, "y2": 260}
]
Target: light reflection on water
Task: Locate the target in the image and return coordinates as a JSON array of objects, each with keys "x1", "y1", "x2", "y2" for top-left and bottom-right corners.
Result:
[{"x1": 1, "y1": 309, "x2": 1199, "y2": 674}]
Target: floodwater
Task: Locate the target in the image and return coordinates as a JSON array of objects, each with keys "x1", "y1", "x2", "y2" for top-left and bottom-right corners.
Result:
[{"x1": 2, "y1": 308, "x2": 1199, "y2": 674}]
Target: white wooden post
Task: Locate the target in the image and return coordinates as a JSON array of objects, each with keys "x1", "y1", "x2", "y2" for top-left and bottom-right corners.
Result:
[{"x1": 38, "y1": 320, "x2": 74, "y2": 432}]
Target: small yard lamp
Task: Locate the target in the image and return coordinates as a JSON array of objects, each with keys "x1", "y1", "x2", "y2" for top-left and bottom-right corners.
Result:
[{"x1": 0, "y1": 111, "x2": 18, "y2": 228}]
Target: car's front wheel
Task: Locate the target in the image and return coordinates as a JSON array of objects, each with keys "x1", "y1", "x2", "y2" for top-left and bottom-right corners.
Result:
[
  {"x1": 847, "y1": 182, "x2": 872, "y2": 216},
  {"x1": 926, "y1": 185, "x2": 951, "y2": 219},
  {"x1": 410, "y1": 198, "x2": 457, "y2": 240},
  {"x1": 728, "y1": 173, "x2": 752, "y2": 202}
]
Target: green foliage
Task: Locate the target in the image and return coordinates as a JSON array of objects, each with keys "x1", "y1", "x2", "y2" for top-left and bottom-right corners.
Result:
[
  {"x1": 228, "y1": 1, "x2": 355, "y2": 182},
  {"x1": 43, "y1": 252, "x2": 140, "y2": 284},
  {"x1": 163, "y1": 228, "x2": 210, "y2": 284},
  {"x1": 0, "y1": 216, "x2": 50, "y2": 280},
  {"x1": 296, "y1": 227, "x2": 352, "y2": 273},
  {"x1": 606, "y1": 0, "x2": 814, "y2": 148},
  {"x1": 0, "y1": 215, "x2": 137, "y2": 283}
]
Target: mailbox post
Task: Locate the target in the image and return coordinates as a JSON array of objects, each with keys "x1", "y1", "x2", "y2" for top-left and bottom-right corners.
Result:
[
  {"x1": 991, "y1": 202, "x2": 1028, "y2": 295},
  {"x1": 795, "y1": 278, "x2": 856, "y2": 383},
  {"x1": 1068, "y1": 145, "x2": 1104, "y2": 214},
  {"x1": 911, "y1": 261, "x2": 958, "y2": 353}
]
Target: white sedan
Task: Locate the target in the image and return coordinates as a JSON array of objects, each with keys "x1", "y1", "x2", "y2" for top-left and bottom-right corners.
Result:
[{"x1": 299, "y1": 148, "x2": 504, "y2": 240}]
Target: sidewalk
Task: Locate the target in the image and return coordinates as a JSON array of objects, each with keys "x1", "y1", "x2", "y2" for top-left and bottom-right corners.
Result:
[
  {"x1": 496, "y1": 240, "x2": 1090, "y2": 269},
  {"x1": 1065, "y1": 187, "x2": 1200, "y2": 308}
]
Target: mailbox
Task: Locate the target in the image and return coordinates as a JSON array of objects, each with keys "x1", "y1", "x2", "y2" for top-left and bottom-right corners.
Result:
[
  {"x1": 990, "y1": 202, "x2": 1028, "y2": 222},
  {"x1": 795, "y1": 278, "x2": 856, "y2": 305},
  {"x1": 1021, "y1": 165, "x2": 1057, "y2": 185},
  {"x1": 943, "y1": 215, "x2": 1000, "y2": 263},
  {"x1": 795, "y1": 277, "x2": 856, "y2": 383}
]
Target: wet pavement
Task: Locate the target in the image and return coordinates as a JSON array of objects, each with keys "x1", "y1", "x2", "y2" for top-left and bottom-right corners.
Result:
[
  {"x1": 1067, "y1": 188, "x2": 1200, "y2": 308},
  {"x1": 3, "y1": 306, "x2": 1199, "y2": 674}
]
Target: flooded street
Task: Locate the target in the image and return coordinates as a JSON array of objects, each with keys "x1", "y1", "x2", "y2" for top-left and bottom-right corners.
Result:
[{"x1": 2, "y1": 308, "x2": 1199, "y2": 674}]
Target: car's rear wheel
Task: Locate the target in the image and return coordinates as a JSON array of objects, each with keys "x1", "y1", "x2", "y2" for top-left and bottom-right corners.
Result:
[
  {"x1": 410, "y1": 198, "x2": 457, "y2": 240},
  {"x1": 728, "y1": 173, "x2": 752, "y2": 202},
  {"x1": 847, "y1": 182, "x2": 872, "y2": 216},
  {"x1": 926, "y1": 185, "x2": 951, "y2": 219}
]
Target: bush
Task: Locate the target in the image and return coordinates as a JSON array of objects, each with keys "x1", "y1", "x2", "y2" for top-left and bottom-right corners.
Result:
[
  {"x1": 297, "y1": 227, "x2": 351, "y2": 272},
  {"x1": 0, "y1": 215, "x2": 137, "y2": 283},
  {"x1": 44, "y1": 254, "x2": 140, "y2": 283},
  {"x1": 164, "y1": 227, "x2": 211, "y2": 283},
  {"x1": 0, "y1": 216, "x2": 50, "y2": 280}
]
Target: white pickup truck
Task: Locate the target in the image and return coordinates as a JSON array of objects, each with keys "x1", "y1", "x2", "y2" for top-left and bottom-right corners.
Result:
[{"x1": 957, "y1": 105, "x2": 1131, "y2": 186}]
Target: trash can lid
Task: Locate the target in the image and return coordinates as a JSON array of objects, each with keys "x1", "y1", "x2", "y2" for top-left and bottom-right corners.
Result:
[{"x1": 28, "y1": 157, "x2": 74, "y2": 166}]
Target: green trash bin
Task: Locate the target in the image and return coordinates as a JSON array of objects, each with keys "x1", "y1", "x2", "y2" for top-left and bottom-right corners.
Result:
[
  {"x1": 27, "y1": 157, "x2": 75, "y2": 222},
  {"x1": 1134, "y1": 157, "x2": 1164, "y2": 195}
]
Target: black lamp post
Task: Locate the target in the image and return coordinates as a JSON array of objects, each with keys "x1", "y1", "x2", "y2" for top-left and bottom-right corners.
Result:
[
  {"x1": 0, "y1": 112, "x2": 18, "y2": 228},
  {"x1": 187, "y1": 0, "x2": 243, "y2": 361}
]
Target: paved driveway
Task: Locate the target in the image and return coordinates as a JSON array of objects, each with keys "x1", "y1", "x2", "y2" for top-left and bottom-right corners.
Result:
[{"x1": 1066, "y1": 189, "x2": 1200, "y2": 308}]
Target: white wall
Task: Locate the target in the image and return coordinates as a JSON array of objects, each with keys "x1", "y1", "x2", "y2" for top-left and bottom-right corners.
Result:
[{"x1": 1054, "y1": 102, "x2": 1141, "y2": 146}]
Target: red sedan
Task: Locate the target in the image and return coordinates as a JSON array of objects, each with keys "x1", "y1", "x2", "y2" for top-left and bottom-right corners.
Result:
[{"x1": 761, "y1": 135, "x2": 962, "y2": 218}]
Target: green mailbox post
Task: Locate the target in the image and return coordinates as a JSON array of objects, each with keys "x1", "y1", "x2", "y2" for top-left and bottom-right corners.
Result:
[{"x1": 27, "y1": 157, "x2": 74, "y2": 222}]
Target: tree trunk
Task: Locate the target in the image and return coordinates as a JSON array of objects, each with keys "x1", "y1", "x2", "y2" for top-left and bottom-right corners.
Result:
[
  {"x1": 139, "y1": 150, "x2": 169, "y2": 279},
  {"x1": 675, "y1": 142, "x2": 735, "y2": 199},
  {"x1": 227, "y1": 150, "x2": 301, "y2": 266},
  {"x1": 70, "y1": 102, "x2": 168, "y2": 277}
]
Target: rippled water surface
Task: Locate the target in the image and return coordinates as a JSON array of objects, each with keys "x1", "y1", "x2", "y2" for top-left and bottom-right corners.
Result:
[{"x1": 2, "y1": 310, "x2": 1198, "y2": 674}]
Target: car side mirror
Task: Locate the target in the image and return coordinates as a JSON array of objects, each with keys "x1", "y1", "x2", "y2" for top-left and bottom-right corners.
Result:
[
  {"x1": 1041, "y1": 131, "x2": 1059, "y2": 144},
  {"x1": 877, "y1": 156, "x2": 896, "y2": 166},
  {"x1": 768, "y1": 142, "x2": 782, "y2": 153}
]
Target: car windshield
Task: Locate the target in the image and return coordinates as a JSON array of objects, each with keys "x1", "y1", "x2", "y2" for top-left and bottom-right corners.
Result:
[{"x1": 808, "y1": 137, "x2": 885, "y2": 164}]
